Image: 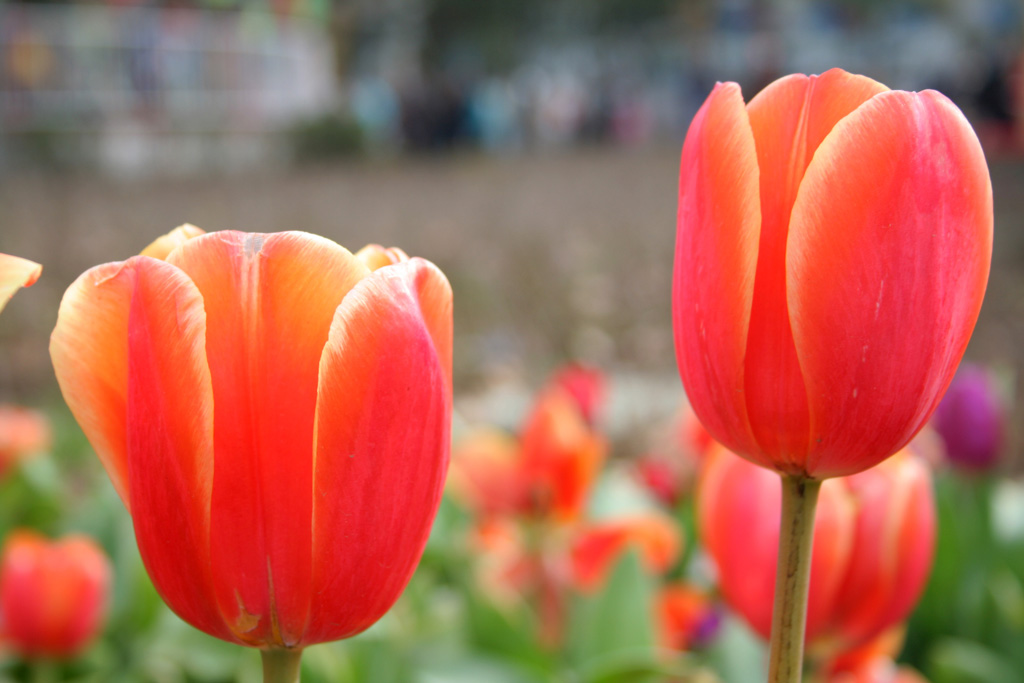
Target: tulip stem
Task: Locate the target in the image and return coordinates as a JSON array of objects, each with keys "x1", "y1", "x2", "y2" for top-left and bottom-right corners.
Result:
[
  {"x1": 767, "y1": 474, "x2": 822, "y2": 683},
  {"x1": 261, "y1": 648, "x2": 303, "y2": 683}
]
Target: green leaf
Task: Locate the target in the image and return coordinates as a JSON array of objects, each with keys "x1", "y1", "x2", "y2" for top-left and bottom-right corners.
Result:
[{"x1": 567, "y1": 550, "x2": 656, "y2": 678}]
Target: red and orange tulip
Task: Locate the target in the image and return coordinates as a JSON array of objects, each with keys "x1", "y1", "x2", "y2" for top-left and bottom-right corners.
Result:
[
  {"x1": 674, "y1": 68, "x2": 992, "y2": 479},
  {"x1": 657, "y1": 582, "x2": 720, "y2": 652},
  {"x1": 0, "y1": 253, "x2": 41, "y2": 316},
  {"x1": 0, "y1": 406, "x2": 51, "y2": 479},
  {"x1": 50, "y1": 227, "x2": 452, "y2": 662},
  {"x1": 697, "y1": 444, "x2": 935, "y2": 654},
  {"x1": 519, "y1": 379, "x2": 606, "y2": 523},
  {"x1": 0, "y1": 531, "x2": 111, "y2": 659}
]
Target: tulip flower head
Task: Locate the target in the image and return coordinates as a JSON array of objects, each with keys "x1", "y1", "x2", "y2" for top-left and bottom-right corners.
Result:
[
  {"x1": 0, "y1": 531, "x2": 111, "y2": 660},
  {"x1": 697, "y1": 444, "x2": 935, "y2": 654},
  {"x1": 657, "y1": 583, "x2": 721, "y2": 651},
  {"x1": 675, "y1": 68, "x2": 992, "y2": 479},
  {"x1": 0, "y1": 253, "x2": 41, "y2": 316},
  {"x1": 50, "y1": 226, "x2": 453, "y2": 656},
  {"x1": 931, "y1": 363, "x2": 1006, "y2": 471},
  {"x1": 0, "y1": 406, "x2": 51, "y2": 479},
  {"x1": 519, "y1": 378, "x2": 606, "y2": 523}
]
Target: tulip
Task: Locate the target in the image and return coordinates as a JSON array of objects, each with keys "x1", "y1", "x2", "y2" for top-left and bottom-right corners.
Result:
[
  {"x1": 0, "y1": 406, "x2": 51, "y2": 479},
  {"x1": 519, "y1": 379, "x2": 606, "y2": 523},
  {"x1": 826, "y1": 629, "x2": 929, "y2": 683},
  {"x1": 548, "y1": 363, "x2": 606, "y2": 427},
  {"x1": 674, "y1": 67, "x2": 991, "y2": 480},
  {"x1": 931, "y1": 364, "x2": 1006, "y2": 470},
  {"x1": 50, "y1": 226, "x2": 452, "y2": 680},
  {"x1": 0, "y1": 530, "x2": 112, "y2": 659},
  {"x1": 569, "y1": 515, "x2": 681, "y2": 592},
  {"x1": 675, "y1": 68, "x2": 990, "y2": 681},
  {"x1": 0, "y1": 253, "x2": 41, "y2": 315},
  {"x1": 657, "y1": 582, "x2": 720, "y2": 651},
  {"x1": 448, "y1": 427, "x2": 530, "y2": 518},
  {"x1": 697, "y1": 444, "x2": 935, "y2": 655}
]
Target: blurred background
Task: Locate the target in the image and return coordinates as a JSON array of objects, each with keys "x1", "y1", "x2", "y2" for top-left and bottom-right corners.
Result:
[{"x1": 1, "y1": 0, "x2": 1023, "y2": 681}]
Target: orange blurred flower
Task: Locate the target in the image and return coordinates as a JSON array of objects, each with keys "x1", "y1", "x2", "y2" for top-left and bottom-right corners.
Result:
[
  {"x1": 826, "y1": 628, "x2": 928, "y2": 683},
  {"x1": 520, "y1": 381, "x2": 606, "y2": 523},
  {"x1": 569, "y1": 515, "x2": 681, "y2": 592},
  {"x1": 50, "y1": 226, "x2": 453, "y2": 652},
  {"x1": 0, "y1": 253, "x2": 41, "y2": 315},
  {"x1": 0, "y1": 530, "x2": 111, "y2": 659},
  {"x1": 0, "y1": 406, "x2": 51, "y2": 478},
  {"x1": 448, "y1": 427, "x2": 529, "y2": 518},
  {"x1": 674, "y1": 68, "x2": 991, "y2": 479},
  {"x1": 657, "y1": 582, "x2": 720, "y2": 651},
  {"x1": 698, "y1": 443, "x2": 934, "y2": 655}
]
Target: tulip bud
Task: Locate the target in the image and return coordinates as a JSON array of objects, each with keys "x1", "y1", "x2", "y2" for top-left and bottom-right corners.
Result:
[
  {"x1": 931, "y1": 364, "x2": 1006, "y2": 470},
  {"x1": 657, "y1": 582, "x2": 721, "y2": 651},
  {"x1": 519, "y1": 383, "x2": 606, "y2": 523},
  {"x1": 675, "y1": 68, "x2": 992, "y2": 479},
  {"x1": 697, "y1": 444, "x2": 935, "y2": 653},
  {"x1": 0, "y1": 406, "x2": 51, "y2": 479},
  {"x1": 50, "y1": 229, "x2": 453, "y2": 657},
  {"x1": 0, "y1": 531, "x2": 111, "y2": 659}
]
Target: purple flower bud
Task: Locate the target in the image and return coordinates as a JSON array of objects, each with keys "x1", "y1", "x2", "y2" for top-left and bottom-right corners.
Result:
[{"x1": 932, "y1": 364, "x2": 1006, "y2": 470}]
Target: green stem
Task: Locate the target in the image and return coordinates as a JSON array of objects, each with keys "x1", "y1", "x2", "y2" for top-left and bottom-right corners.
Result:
[
  {"x1": 261, "y1": 648, "x2": 303, "y2": 683},
  {"x1": 767, "y1": 474, "x2": 822, "y2": 683}
]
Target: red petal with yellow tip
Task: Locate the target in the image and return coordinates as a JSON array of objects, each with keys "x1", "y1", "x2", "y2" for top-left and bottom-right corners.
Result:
[
  {"x1": 743, "y1": 70, "x2": 887, "y2": 468},
  {"x1": 674, "y1": 82, "x2": 762, "y2": 463},
  {"x1": 121, "y1": 257, "x2": 231, "y2": 642},
  {"x1": 788, "y1": 90, "x2": 992, "y2": 477},
  {"x1": 167, "y1": 231, "x2": 368, "y2": 646},
  {"x1": 307, "y1": 259, "x2": 451, "y2": 644},
  {"x1": 0, "y1": 253, "x2": 41, "y2": 315},
  {"x1": 50, "y1": 262, "x2": 135, "y2": 505}
]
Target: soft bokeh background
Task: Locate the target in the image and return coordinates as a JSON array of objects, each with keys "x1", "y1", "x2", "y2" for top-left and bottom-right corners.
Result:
[{"x1": 0, "y1": 0, "x2": 1022, "y2": 681}]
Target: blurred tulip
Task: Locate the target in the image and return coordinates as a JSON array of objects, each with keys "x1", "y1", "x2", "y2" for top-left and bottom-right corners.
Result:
[
  {"x1": 0, "y1": 253, "x2": 41, "y2": 315},
  {"x1": 549, "y1": 363, "x2": 606, "y2": 427},
  {"x1": 0, "y1": 406, "x2": 51, "y2": 478},
  {"x1": 826, "y1": 628, "x2": 928, "y2": 683},
  {"x1": 697, "y1": 444, "x2": 854, "y2": 641},
  {"x1": 448, "y1": 427, "x2": 529, "y2": 518},
  {"x1": 0, "y1": 530, "x2": 111, "y2": 659},
  {"x1": 520, "y1": 381, "x2": 606, "y2": 523},
  {"x1": 658, "y1": 582, "x2": 720, "y2": 651},
  {"x1": 931, "y1": 364, "x2": 1006, "y2": 470},
  {"x1": 698, "y1": 444, "x2": 935, "y2": 654},
  {"x1": 635, "y1": 454, "x2": 684, "y2": 507},
  {"x1": 50, "y1": 227, "x2": 452, "y2": 665},
  {"x1": 569, "y1": 515, "x2": 681, "y2": 592},
  {"x1": 674, "y1": 68, "x2": 992, "y2": 479}
]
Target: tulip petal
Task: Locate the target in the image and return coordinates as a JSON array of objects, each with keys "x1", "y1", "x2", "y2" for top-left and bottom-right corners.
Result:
[
  {"x1": 307, "y1": 259, "x2": 452, "y2": 644},
  {"x1": 51, "y1": 262, "x2": 134, "y2": 505},
  {"x1": 167, "y1": 231, "x2": 369, "y2": 646},
  {"x1": 788, "y1": 90, "x2": 992, "y2": 477},
  {"x1": 744, "y1": 70, "x2": 888, "y2": 468},
  {"x1": 122, "y1": 257, "x2": 230, "y2": 641},
  {"x1": 139, "y1": 223, "x2": 206, "y2": 261},
  {"x1": 674, "y1": 82, "x2": 761, "y2": 462},
  {"x1": 0, "y1": 253, "x2": 41, "y2": 315}
]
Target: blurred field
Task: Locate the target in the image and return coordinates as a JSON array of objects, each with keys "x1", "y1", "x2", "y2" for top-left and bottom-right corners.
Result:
[{"x1": 1, "y1": 146, "x2": 1023, "y2": 459}]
